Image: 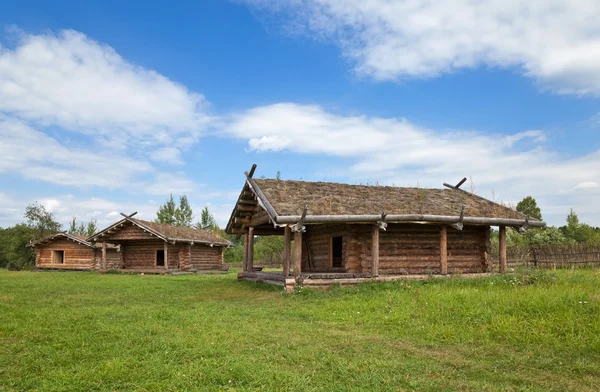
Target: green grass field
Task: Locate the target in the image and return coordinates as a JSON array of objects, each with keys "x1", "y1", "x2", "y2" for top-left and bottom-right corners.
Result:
[{"x1": 1, "y1": 269, "x2": 599, "y2": 391}]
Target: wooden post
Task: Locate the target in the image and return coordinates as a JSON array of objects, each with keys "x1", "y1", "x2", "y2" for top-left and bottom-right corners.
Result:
[
  {"x1": 499, "y1": 226, "x2": 507, "y2": 273},
  {"x1": 101, "y1": 241, "x2": 107, "y2": 272},
  {"x1": 283, "y1": 226, "x2": 291, "y2": 277},
  {"x1": 440, "y1": 226, "x2": 448, "y2": 275},
  {"x1": 188, "y1": 243, "x2": 193, "y2": 271},
  {"x1": 164, "y1": 242, "x2": 169, "y2": 271},
  {"x1": 371, "y1": 224, "x2": 379, "y2": 276},
  {"x1": 242, "y1": 230, "x2": 249, "y2": 272},
  {"x1": 248, "y1": 226, "x2": 254, "y2": 272},
  {"x1": 294, "y1": 231, "x2": 302, "y2": 279}
]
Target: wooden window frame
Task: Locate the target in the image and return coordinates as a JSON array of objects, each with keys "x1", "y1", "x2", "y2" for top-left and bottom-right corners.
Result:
[{"x1": 52, "y1": 249, "x2": 65, "y2": 264}]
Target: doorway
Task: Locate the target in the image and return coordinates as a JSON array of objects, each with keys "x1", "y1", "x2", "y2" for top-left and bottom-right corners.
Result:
[{"x1": 156, "y1": 250, "x2": 165, "y2": 267}]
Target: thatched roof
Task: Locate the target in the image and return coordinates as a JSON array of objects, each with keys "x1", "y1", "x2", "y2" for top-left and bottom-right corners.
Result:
[
  {"x1": 253, "y1": 179, "x2": 526, "y2": 219},
  {"x1": 131, "y1": 219, "x2": 230, "y2": 246},
  {"x1": 226, "y1": 173, "x2": 544, "y2": 234},
  {"x1": 88, "y1": 215, "x2": 231, "y2": 247}
]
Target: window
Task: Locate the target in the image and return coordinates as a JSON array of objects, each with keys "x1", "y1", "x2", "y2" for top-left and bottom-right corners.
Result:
[
  {"x1": 332, "y1": 236, "x2": 343, "y2": 268},
  {"x1": 53, "y1": 250, "x2": 64, "y2": 264},
  {"x1": 156, "y1": 250, "x2": 165, "y2": 267}
]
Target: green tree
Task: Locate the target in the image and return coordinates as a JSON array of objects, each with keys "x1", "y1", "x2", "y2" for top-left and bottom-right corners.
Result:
[
  {"x1": 68, "y1": 217, "x2": 78, "y2": 234},
  {"x1": 196, "y1": 206, "x2": 218, "y2": 231},
  {"x1": 155, "y1": 194, "x2": 177, "y2": 225},
  {"x1": 86, "y1": 219, "x2": 98, "y2": 237},
  {"x1": 516, "y1": 196, "x2": 542, "y2": 220},
  {"x1": 174, "y1": 195, "x2": 194, "y2": 227},
  {"x1": 0, "y1": 224, "x2": 36, "y2": 270},
  {"x1": 24, "y1": 202, "x2": 62, "y2": 239}
]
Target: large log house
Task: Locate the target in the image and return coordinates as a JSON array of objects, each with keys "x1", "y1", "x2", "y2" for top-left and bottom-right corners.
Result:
[
  {"x1": 226, "y1": 165, "x2": 545, "y2": 291},
  {"x1": 87, "y1": 213, "x2": 231, "y2": 272}
]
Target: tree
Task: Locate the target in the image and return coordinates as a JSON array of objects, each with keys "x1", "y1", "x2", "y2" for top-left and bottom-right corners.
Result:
[
  {"x1": 86, "y1": 219, "x2": 98, "y2": 237},
  {"x1": 24, "y1": 202, "x2": 62, "y2": 239},
  {"x1": 0, "y1": 224, "x2": 36, "y2": 270},
  {"x1": 155, "y1": 194, "x2": 177, "y2": 225},
  {"x1": 197, "y1": 206, "x2": 218, "y2": 230},
  {"x1": 516, "y1": 196, "x2": 542, "y2": 220},
  {"x1": 68, "y1": 217, "x2": 78, "y2": 234},
  {"x1": 174, "y1": 195, "x2": 194, "y2": 227}
]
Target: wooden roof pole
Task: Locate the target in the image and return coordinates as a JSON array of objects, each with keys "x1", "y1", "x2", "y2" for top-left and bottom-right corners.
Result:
[
  {"x1": 440, "y1": 226, "x2": 448, "y2": 275},
  {"x1": 283, "y1": 226, "x2": 291, "y2": 277},
  {"x1": 247, "y1": 227, "x2": 255, "y2": 272},
  {"x1": 499, "y1": 226, "x2": 507, "y2": 273}
]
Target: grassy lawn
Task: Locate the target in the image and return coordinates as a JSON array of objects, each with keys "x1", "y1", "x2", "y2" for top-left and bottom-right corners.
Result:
[{"x1": 1, "y1": 269, "x2": 599, "y2": 391}]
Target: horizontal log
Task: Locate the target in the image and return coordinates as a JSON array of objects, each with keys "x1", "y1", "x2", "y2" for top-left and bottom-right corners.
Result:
[{"x1": 276, "y1": 214, "x2": 545, "y2": 227}]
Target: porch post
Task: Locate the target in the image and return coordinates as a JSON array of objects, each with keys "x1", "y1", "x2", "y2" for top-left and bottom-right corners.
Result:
[
  {"x1": 164, "y1": 242, "x2": 169, "y2": 271},
  {"x1": 499, "y1": 226, "x2": 507, "y2": 273},
  {"x1": 243, "y1": 230, "x2": 249, "y2": 272},
  {"x1": 440, "y1": 225, "x2": 448, "y2": 275},
  {"x1": 294, "y1": 231, "x2": 302, "y2": 279},
  {"x1": 371, "y1": 224, "x2": 379, "y2": 276},
  {"x1": 101, "y1": 241, "x2": 107, "y2": 272},
  {"x1": 283, "y1": 225, "x2": 291, "y2": 277},
  {"x1": 248, "y1": 226, "x2": 254, "y2": 272}
]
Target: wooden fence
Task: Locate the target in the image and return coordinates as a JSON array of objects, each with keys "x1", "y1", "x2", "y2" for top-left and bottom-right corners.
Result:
[{"x1": 491, "y1": 243, "x2": 600, "y2": 268}]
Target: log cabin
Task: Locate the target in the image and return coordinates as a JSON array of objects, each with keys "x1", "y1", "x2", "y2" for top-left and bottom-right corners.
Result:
[
  {"x1": 226, "y1": 165, "x2": 546, "y2": 291},
  {"x1": 29, "y1": 232, "x2": 119, "y2": 270},
  {"x1": 87, "y1": 213, "x2": 231, "y2": 273}
]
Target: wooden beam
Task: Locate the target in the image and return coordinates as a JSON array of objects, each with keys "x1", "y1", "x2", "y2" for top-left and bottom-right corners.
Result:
[
  {"x1": 164, "y1": 242, "x2": 169, "y2": 271},
  {"x1": 101, "y1": 242, "x2": 107, "y2": 272},
  {"x1": 440, "y1": 225, "x2": 448, "y2": 275},
  {"x1": 248, "y1": 163, "x2": 257, "y2": 178},
  {"x1": 243, "y1": 230, "x2": 249, "y2": 272},
  {"x1": 250, "y1": 211, "x2": 271, "y2": 227},
  {"x1": 248, "y1": 227, "x2": 255, "y2": 272},
  {"x1": 294, "y1": 230, "x2": 302, "y2": 279},
  {"x1": 283, "y1": 226, "x2": 291, "y2": 277},
  {"x1": 499, "y1": 226, "x2": 507, "y2": 273},
  {"x1": 371, "y1": 224, "x2": 379, "y2": 277}
]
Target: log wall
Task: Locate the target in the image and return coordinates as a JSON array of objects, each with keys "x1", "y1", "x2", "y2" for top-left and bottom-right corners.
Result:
[
  {"x1": 35, "y1": 239, "x2": 96, "y2": 270},
  {"x1": 122, "y1": 240, "x2": 165, "y2": 269},
  {"x1": 301, "y1": 223, "x2": 490, "y2": 275},
  {"x1": 189, "y1": 245, "x2": 223, "y2": 271},
  {"x1": 105, "y1": 222, "x2": 158, "y2": 241}
]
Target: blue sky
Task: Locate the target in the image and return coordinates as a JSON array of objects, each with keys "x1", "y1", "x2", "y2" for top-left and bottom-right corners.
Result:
[{"x1": 1, "y1": 0, "x2": 599, "y2": 228}]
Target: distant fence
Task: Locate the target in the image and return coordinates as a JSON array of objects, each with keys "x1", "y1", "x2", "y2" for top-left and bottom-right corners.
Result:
[{"x1": 492, "y1": 243, "x2": 600, "y2": 268}]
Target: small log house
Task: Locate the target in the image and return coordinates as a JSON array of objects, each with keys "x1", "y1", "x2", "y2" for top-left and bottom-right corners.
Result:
[
  {"x1": 29, "y1": 232, "x2": 119, "y2": 270},
  {"x1": 88, "y1": 213, "x2": 231, "y2": 273},
  {"x1": 226, "y1": 165, "x2": 546, "y2": 291}
]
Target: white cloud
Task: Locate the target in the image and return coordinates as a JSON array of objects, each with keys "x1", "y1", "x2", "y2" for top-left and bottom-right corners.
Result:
[
  {"x1": 246, "y1": 0, "x2": 600, "y2": 95},
  {"x1": 0, "y1": 29, "x2": 211, "y2": 146},
  {"x1": 0, "y1": 115, "x2": 152, "y2": 187},
  {"x1": 150, "y1": 147, "x2": 184, "y2": 165},
  {"x1": 227, "y1": 102, "x2": 600, "y2": 225}
]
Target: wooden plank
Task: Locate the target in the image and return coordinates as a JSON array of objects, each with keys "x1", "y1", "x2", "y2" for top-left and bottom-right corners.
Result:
[
  {"x1": 499, "y1": 226, "x2": 507, "y2": 273},
  {"x1": 371, "y1": 224, "x2": 379, "y2": 276},
  {"x1": 283, "y1": 226, "x2": 291, "y2": 277},
  {"x1": 294, "y1": 231, "x2": 302, "y2": 279},
  {"x1": 248, "y1": 227, "x2": 254, "y2": 272},
  {"x1": 440, "y1": 225, "x2": 448, "y2": 275}
]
